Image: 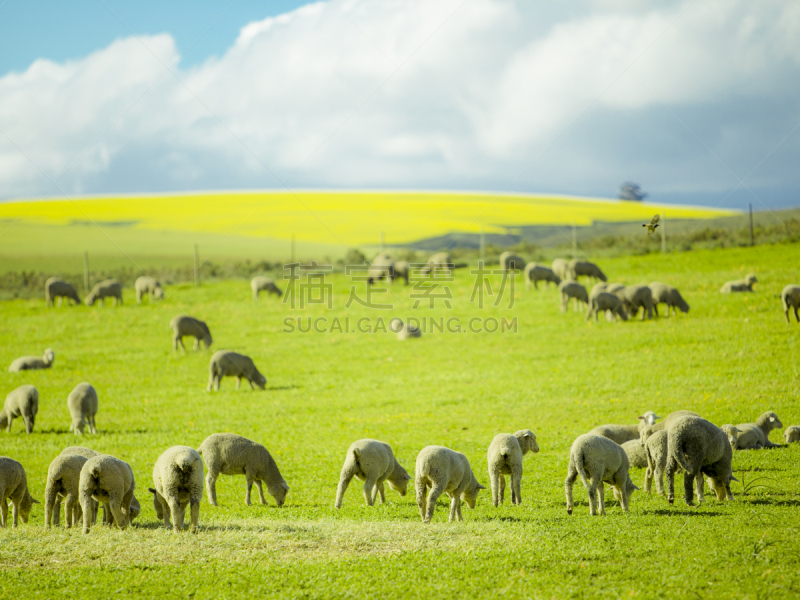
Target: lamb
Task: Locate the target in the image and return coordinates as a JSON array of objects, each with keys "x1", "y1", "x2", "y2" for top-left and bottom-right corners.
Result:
[
  {"x1": 719, "y1": 424, "x2": 756, "y2": 450},
  {"x1": 586, "y1": 291, "x2": 628, "y2": 322},
  {"x1": 45, "y1": 453, "x2": 89, "y2": 528},
  {"x1": 524, "y1": 263, "x2": 561, "y2": 290},
  {"x1": 643, "y1": 429, "x2": 703, "y2": 500},
  {"x1": 499, "y1": 252, "x2": 525, "y2": 272},
  {"x1": 150, "y1": 446, "x2": 204, "y2": 533},
  {"x1": 567, "y1": 259, "x2": 607, "y2": 282},
  {"x1": 639, "y1": 410, "x2": 700, "y2": 446},
  {"x1": 487, "y1": 430, "x2": 539, "y2": 506},
  {"x1": 9, "y1": 348, "x2": 54, "y2": 372},
  {"x1": 251, "y1": 276, "x2": 283, "y2": 300},
  {"x1": 621, "y1": 439, "x2": 648, "y2": 469},
  {"x1": 67, "y1": 382, "x2": 98, "y2": 435},
  {"x1": 85, "y1": 279, "x2": 123, "y2": 306},
  {"x1": 665, "y1": 416, "x2": 735, "y2": 506},
  {"x1": 54, "y1": 447, "x2": 101, "y2": 526},
  {"x1": 0, "y1": 457, "x2": 39, "y2": 527},
  {"x1": 134, "y1": 276, "x2": 164, "y2": 304},
  {"x1": 619, "y1": 285, "x2": 655, "y2": 320},
  {"x1": 588, "y1": 411, "x2": 660, "y2": 445},
  {"x1": 784, "y1": 426, "x2": 800, "y2": 443},
  {"x1": 720, "y1": 273, "x2": 757, "y2": 293},
  {"x1": 45, "y1": 277, "x2": 81, "y2": 307},
  {"x1": 649, "y1": 282, "x2": 690, "y2": 316},
  {"x1": 207, "y1": 350, "x2": 267, "y2": 391},
  {"x1": 79, "y1": 454, "x2": 135, "y2": 533},
  {"x1": 565, "y1": 434, "x2": 638, "y2": 516},
  {"x1": 558, "y1": 281, "x2": 588, "y2": 313},
  {"x1": 1, "y1": 385, "x2": 39, "y2": 434},
  {"x1": 781, "y1": 285, "x2": 800, "y2": 323},
  {"x1": 388, "y1": 317, "x2": 421, "y2": 340},
  {"x1": 415, "y1": 445, "x2": 485, "y2": 523},
  {"x1": 334, "y1": 439, "x2": 411, "y2": 508},
  {"x1": 734, "y1": 411, "x2": 783, "y2": 449},
  {"x1": 170, "y1": 315, "x2": 213, "y2": 351},
  {"x1": 551, "y1": 258, "x2": 570, "y2": 280},
  {"x1": 197, "y1": 433, "x2": 288, "y2": 507}
]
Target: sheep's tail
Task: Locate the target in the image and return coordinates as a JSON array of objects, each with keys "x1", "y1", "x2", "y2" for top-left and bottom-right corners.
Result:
[
  {"x1": 574, "y1": 447, "x2": 589, "y2": 488},
  {"x1": 196, "y1": 444, "x2": 204, "y2": 455},
  {"x1": 352, "y1": 448, "x2": 360, "y2": 466},
  {"x1": 672, "y1": 438, "x2": 693, "y2": 474}
]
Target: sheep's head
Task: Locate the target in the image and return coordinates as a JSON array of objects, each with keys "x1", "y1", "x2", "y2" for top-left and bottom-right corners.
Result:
[
  {"x1": 514, "y1": 429, "x2": 539, "y2": 454},
  {"x1": 72, "y1": 417, "x2": 87, "y2": 435},
  {"x1": 148, "y1": 487, "x2": 164, "y2": 520},
  {"x1": 153, "y1": 285, "x2": 164, "y2": 299},
  {"x1": 85, "y1": 293, "x2": 96, "y2": 306},
  {"x1": 202, "y1": 334, "x2": 213, "y2": 348},
  {"x1": 388, "y1": 318, "x2": 404, "y2": 333},
  {"x1": 388, "y1": 468, "x2": 411, "y2": 496},
  {"x1": 269, "y1": 481, "x2": 289, "y2": 507},
  {"x1": 784, "y1": 427, "x2": 800, "y2": 444},
  {"x1": 253, "y1": 372, "x2": 267, "y2": 390},
  {"x1": 19, "y1": 491, "x2": 40, "y2": 523},
  {"x1": 0, "y1": 411, "x2": 7, "y2": 429},
  {"x1": 129, "y1": 496, "x2": 141, "y2": 521},
  {"x1": 638, "y1": 411, "x2": 661, "y2": 426},
  {"x1": 639, "y1": 425, "x2": 656, "y2": 447},
  {"x1": 720, "y1": 425, "x2": 741, "y2": 449},
  {"x1": 461, "y1": 475, "x2": 485, "y2": 510},
  {"x1": 43, "y1": 349, "x2": 55, "y2": 365},
  {"x1": 745, "y1": 274, "x2": 758, "y2": 285},
  {"x1": 757, "y1": 411, "x2": 783, "y2": 432}
]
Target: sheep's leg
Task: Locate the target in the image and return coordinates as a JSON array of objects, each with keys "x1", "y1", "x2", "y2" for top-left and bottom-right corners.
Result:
[
  {"x1": 644, "y1": 465, "x2": 653, "y2": 494},
  {"x1": 490, "y1": 469, "x2": 501, "y2": 507},
  {"x1": 0, "y1": 497, "x2": 7, "y2": 527},
  {"x1": 214, "y1": 376, "x2": 221, "y2": 391},
  {"x1": 168, "y1": 497, "x2": 183, "y2": 533},
  {"x1": 665, "y1": 459, "x2": 677, "y2": 504},
  {"x1": 205, "y1": 470, "x2": 219, "y2": 506},
  {"x1": 335, "y1": 467, "x2": 355, "y2": 509},
  {"x1": 596, "y1": 481, "x2": 606, "y2": 516},
  {"x1": 377, "y1": 482, "x2": 386, "y2": 504},
  {"x1": 499, "y1": 475, "x2": 506, "y2": 505},
  {"x1": 108, "y1": 497, "x2": 127, "y2": 529},
  {"x1": 57, "y1": 297, "x2": 62, "y2": 307},
  {"x1": 81, "y1": 498, "x2": 93, "y2": 534},
  {"x1": 255, "y1": 480, "x2": 267, "y2": 504},
  {"x1": 415, "y1": 480, "x2": 428, "y2": 521},
  {"x1": 511, "y1": 466, "x2": 523, "y2": 505},
  {"x1": 158, "y1": 496, "x2": 170, "y2": 528},
  {"x1": 44, "y1": 488, "x2": 58, "y2": 529},
  {"x1": 363, "y1": 477, "x2": 378, "y2": 506},
  {"x1": 794, "y1": 307, "x2": 799, "y2": 322},
  {"x1": 193, "y1": 338, "x2": 200, "y2": 351},
  {"x1": 564, "y1": 466, "x2": 578, "y2": 515},
  {"x1": 189, "y1": 499, "x2": 200, "y2": 533},
  {"x1": 425, "y1": 484, "x2": 445, "y2": 523},
  {"x1": 683, "y1": 472, "x2": 696, "y2": 507},
  {"x1": 245, "y1": 474, "x2": 254, "y2": 506},
  {"x1": 448, "y1": 493, "x2": 462, "y2": 522},
  {"x1": 236, "y1": 376, "x2": 241, "y2": 390},
  {"x1": 65, "y1": 496, "x2": 78, "y2": 529}
]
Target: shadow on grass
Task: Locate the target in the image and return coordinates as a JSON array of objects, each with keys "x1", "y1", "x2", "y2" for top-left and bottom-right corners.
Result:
[
  {"x1": 742, "y1": 498, "x2": 800, "y2": 507},
  {"x1": 643, "y1": 509, "x2": 724, "y2": 517},
  {"x1": 268, "y1": 385, "x2": 300, "y2": 391}
]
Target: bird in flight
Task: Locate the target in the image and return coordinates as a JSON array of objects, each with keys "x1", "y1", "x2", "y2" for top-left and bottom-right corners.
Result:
[{"x1": 643, "y1": 214, "x2": 660, "y2": 235}]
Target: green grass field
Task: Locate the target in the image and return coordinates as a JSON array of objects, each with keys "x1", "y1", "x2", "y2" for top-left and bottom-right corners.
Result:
[{"x1": 1, "y1": 243, "x2": 799, "y2": 599}]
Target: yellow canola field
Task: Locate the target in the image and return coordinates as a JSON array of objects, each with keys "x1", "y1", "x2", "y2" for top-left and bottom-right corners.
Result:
[{"x1": 0, "y1": 191, "x2": 736, "y2": 246}]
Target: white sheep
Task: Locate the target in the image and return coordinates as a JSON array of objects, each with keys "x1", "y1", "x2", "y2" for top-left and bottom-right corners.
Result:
[
  {"x1": 487, "y1": 430, "x2": 539, "y2": 506},
  {"x1": 781, "y1": 285, "x2": 800, "y2": 323},
  {"x1": 565, "y1": 434, "x2": 638, "y2": 516},
  {"x1": 588, "y1": 411, "x2": 660, "y2": 445},
  {"x1": 499, "y1": 252, "x2": 525, "y2": 272},
  {"x1": 45, "y1": 277, "x2": 81, "y2": 307},
  {"x1": 649, "y1": 282, "x2": 690, "y2": 316},
  {"x1": 79, "y1": 455, "x2": 135, "y2": 533},
  {"x1": 9, "y1": 349, "x2": 54, "y2": 372},
  {"x1": 388, "y1": 317, "x2": 421, "y2": 340},
  {"x1": 45, "y1": 453, "x2": 89, "y2": 528},
  {"x1": 334, "y1": 439, "x2": 411, "y2": 509},
  {"x1": 60, "y1": 446, "x2": 101, "y2": 459},
  {"x1": 207, "y1": 350, "x2": 267, "y2": 391},
  {"x1": 586, "y1": 291, "x2": 628, "y2": 322},
  {"x1": 135, "y1": 276, "x2": 164, "y2": 304},
  {"x1": 643, "y1": 429, "x2": 703, "y2": 500},
  {"x1": 197, "y1": 433, "x2": 288, "y2": 507},
  {"x1": 149, "y1": 446, "x2": 204, "y2": 533},
  {"x1": 558, "y1": 280, "x2": 588, "y2": 313},
  {"x1": 0, "y1": 457, "x2": 39, "y2": 527},
  {"x1": 567, "y1": 259, "x2": 607, "y2": 282},
  {"x1": 85, "y1": 279, "x2": 123, "y2": 306},
  {"x1": 784, "y1": 426, "x2": 800, "y2": 443},
  {"x1": 1, "y1": 385, "x2": 39, "y2": 434},
  {"x1": 170, "y1": 315, "x2": 213, "y2": 351},
  {"x1": 638, "y1": 410, "x2": 700, "y2": 447},
  {"x1": 54, "y1": 446, "x2": 101, "y2": 526},
  {"x1": 251, "y1": 276, "x2": 283, "y2": 300},
  {"x1": 621, "y1": 439, "x2": 648, "y2": 469},
  {"x1": 719, "y1": 424, "x2": 754, "y2": 450},
  {"x1": 733, "y1": 411, "x2": 783, "y2": 449},
  {"x1": 720, "y1": 274, "x2": 757, "y2": 293},
  {"x1": 67, "y1": 382, "x2": 98, "y2": 435},
  {"x1": 415, "y1": 446, "x2": 485, "y2": 523},
  {"x1": 551, "y1": 258, "x2": 570, "y2": 281},
  {"x1": 524, "y1": 263, "x2": 561, "y2": 290}
]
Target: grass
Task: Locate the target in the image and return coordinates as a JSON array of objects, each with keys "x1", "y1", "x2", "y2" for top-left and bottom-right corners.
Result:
[{"x1": 0, "y1": 242, "x2": 799, "y2": 599}]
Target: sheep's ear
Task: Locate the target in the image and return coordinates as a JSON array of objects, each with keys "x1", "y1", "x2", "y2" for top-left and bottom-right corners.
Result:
[
  {"x1": 281, "y1": 482, "x2": 289, "y2": 491},
  {"x1": 637, "y1": 416, "x2": 644, "y2": 421},
  {"x1": 148, "y1": 487, "x2": 157, "y2": 495},
  {"x1": 730, "y1": 475, "x2": 739, "y2": 482},
  {"x1": 769, "y1": 416, "x2": 775, "y2": 422},
  {"x1": 477, "y1": 483, "x2": 486, "y2": 490},
  {"x1": 31, "y1": 497, "x2": 41, "y2": 504}
]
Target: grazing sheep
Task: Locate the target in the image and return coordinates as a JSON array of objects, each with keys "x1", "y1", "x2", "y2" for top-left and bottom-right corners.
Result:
[
  {"x1": 649, "y1": 282, "x2": 690, "y2": 317},
  {"x1": 499, "y1": 252, "x2": 525, "y2": 272},
  {"x1": 134, "y1": 276, "x2": 164, "y2": 304},
  {"x1": 639, "y1": 410, "x2": 700, "y2": 446},
  {"x1": 1, "y1": 385, "x2": 39, "y2": 434},
  {"x1": 150, "y1": 446, "x2": 204, "y2": 533},
  {"x1": 388, "y1": 317, "x2": 421, "y2": 340},
  {"x1": 734, "y1": 411, "x2": 783, "y2": 449},
  {"x1": 393, "y1": 261, "x2": 410, "y2": 285},
  {"x1": 79, "y1": 455, "x2": 135, "y2": 533},
  {"x1": 367, "y1": 253, "x2": 396, "y2": 284},
  {"x1": 415, "y1": 445, "x2": 485, "y2": 523},
  {"x1": 618, "y1": 285, "x2": 655, "y2": 320},
  {"x1": 567, "y1": 259, "x2": 607, "y2": 282},
  {"x1": 558, "y1": 280, "x2": 588, "y2": 313},
  {"x1": 170, "y1": 315, "x2": 212, "y2": 351},
  {"x1": 565, "y1": 434, "x2": 638, "y2": 516},
  {"x1": 586, "y1": 291, "x2": 628, "y2": 322},
  {"x1": 487, "y1": 430, "x2": 539, "y2": 507},
  {"x1": 0, "y1": 457, "x2": 39, "y2": 527},
  {"x1": 60, "y1": 446, "x2": 101, "y2": 459},
  {"x1": 720, "y1": 274, "x2": 757, "y2": 293},
  {"x1": 781, "y1": 285, "x2": 800, "y2": 323},
  {"x1": 45, "y1": 277, "x2": 81, "y2": 307},
  {"x1": 719, "y1": 424, "x2": 754, "y2": 450},
  {"x1": 197, "y1": 433, "x2": 288, "y2": 507},
  {"x1": 621, "y1": 440, "x2": 648, "y2": 469},
  {"x1": 605, "y1": 283, "x2": 625, "y2": 295},
  {"x1": 67, "y1": 382, "x2": 98, "y2": 435},
  {"x1": 207, "y1": 350, "x2": 267, "y2": 391},
  {"x1": 9, "y1": 348, "x2": 54, "y2": 372},
  {"x1": 588, "y1": 412, "x2": 658, "y2": 445},
  {"x1": 643, "y1": 429, "x2": 703, "y2": 499},
  {"x1": 784, "y1": 426, "x2": 800, "y2": 443},
  {"x1": 524, "y1": 263, "x2": 561, "y2": 290},
  {"x1": 85, "y1": 279, "x2": 123, "y2": 306},
  {"x1": 419, "y1": 252, "x2": 451, "y2": 277},
  {"x1": 665, "y1": 416, "x2": 735, "y2": 506},
  {"x1": 251, "y1": 276, "x2": 283, "y2": 300},
  {"x1": 334, "y1": 439, "x2": 411, "y2": 509},
  {"x1": 45, "y1": 453, "x2": 89, "y2": 528}
]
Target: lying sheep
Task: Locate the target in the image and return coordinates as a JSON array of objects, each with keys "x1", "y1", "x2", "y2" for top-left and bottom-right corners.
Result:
[
  {"x1": 45, "y1": 277, "x2": 81, "y2": 307},
  {"x1": 551, "y1": 258, "x2": 570, "y2": 281},
  {"x1": 499, "y1": 252, "x2": 525, "y2": 272},
  {"x1": 524, "y1": 263, "x2": 561, "y2": 290},
  {"x1": 487, "y1": 430, "x2": 539, "y2": 506},
  {"x1": 567, "y1": 259, "x2": 607, "y2": 282},
  {"x1": 85, "y1": 279, "x2": 123, "y2": 306},
  {"x1": 251, "y1": 276, "x2": 283, "y2": 300},
  {"x1": 781, "y1": 285, "x2": 800, "y2": 323},
  {"x1": 558, "y1": 280, "x2": 588, "y2": 313},
  {"x1": 639, "y1": 410, "x2": 700, "y2": 446},
  {"x1": 388, "y1": 317, "x2": 421, "y2": 340},
  {"x1": 150, "y1": 446, "x2": 204, "y2": 533},
  {"x1": 665, "y1": 416, "x2": 735, "y2": 506},
  {"x1": 0, "y1": 457, "x2": 39, "y2": 527},
  {"x1": 588, "y1": 412, "x2": 659, "y2": 445},
  {"x1": 621, "y1": 440, "x2": 648, "y2": 469},
  {"x1": 734, "y1": 411, "x2": 783, "y2": 449},
  {"x1": 9, "y1": 348, "x2": 54, "y2": 372},
  {"x1": 720, "y1": 273, "x2": 757, "y2": 293},
  {"x1": 720, "y1": 424, "x2": 754, "y2": 450},
  {"x1": 649, "y1": 282, "x2": 690, "y2": 316},
  {"x1": 207, "y1": 350, "x2": 267, "y2": 391},
  {"x1": 586, "y1": 291, "x2": 628, "y2": 322},
  {"x1": 197, "y1": 433, "x2": 288, "y2": 507},
  {"x1": 784, "y1": 426, "x2": 800, "y2": 444},
  {"x1": 79, "y1": 455, "x2": 135, "y2": 533},
  {"x1": 643, "y1": 429, "x2": 703, "y2": 500},
  {"x1": 135, "y1": 276, "x2": 164, "y2": 304},
  {"x1": 565, "y1": 434, "x2": 638, "y2": 516},
  {"x1": 45, "y1": 453, "x2": 89, "y2": 528},
  {"x1": 415, "y1": 445, "x2": 485, "y2": 523},
  {"x1": 1, "y1": 385, "x2": 39, "y2": 434},
  {"x1": 619, "y1": 285, "x2": 655, "y2": 320},
  {"x1": 170, "y1": 315, "x2": 212, "y2": 351},
  {"x1": 334, "y1": 439, "x2": 411, "y2": 508},
  {"x1": 67, "y1": 382, "x2": 98, "y2": 435}
]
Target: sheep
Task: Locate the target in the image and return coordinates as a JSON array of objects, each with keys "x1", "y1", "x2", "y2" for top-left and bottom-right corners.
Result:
[
  {"x1": 781, "y1": 285, "x2": 800, "y2": 323},
  {"x1": 419, "y1": 252, "x2": 451, "y2": 277},
  {"x1": 665, "y1": 416, "x2": 735, "y2": 506},
  {"x1": 719, "y1": 424, "x2": 756, "y2": 450},
  {"x1": 150, "y1": 446, "x2": 204, "y2": 533},
  {"x1": 0, "y1": 457, "x2": 39, "y2": 527},
  {"x1": 499, "y1": 252, "x2": 525, "y2": 272},
  {"x1": 558, "y1": 280, "x2": 588, "y2": 313},
  {"x1": 588, "y1": 411, "x2": 659, "y2": 445},
  {"x1": 85, "y1": 279, "x2": 123, "y2": 306},
  {"x1": 134, "y1": 276, "x2": 164, "y2": 304},
  {"x1": 170, "y1": 315, "x2": 212, "y2": 351},
  {"x1": 784, "y1": 426, "x2": 800, "y2": 444},
  {"x1": 54, "y1": 447, "x2": 101, "y2": 526},
  {"x1": 197, "y1": 433, "x2": 288, "y2": 507},
  {"x1": 45, "y1": 277, "x2": 81, "y2": 307},
  {"x1": 45, "y1": 453, "x2": 89, "y2": 528},
  {"x1": 388, "y1": 317, "x2": 421, "y2": 340},
  {"x1": 649, "y1": 282, "x2": 690, "y2": 316},
  {"x1": 60, "y1": 446, "x2": 101, "y2": 459},
  {"x1": 567, "y1": 259, "x2": 607, "y2": 282},
  {"x1": 565, "y1": 434, "x2": 638, "y2": 516},
  {"x1": 334, "y1": 439, "x2": 411, "y2": 509},
  {"x1": 9, "y1": 348, "x2": 54, "y2": 372},
  {"x1": 586, "y1": 291, "x2": 628, "y2": 322},
  {"x1": 621, "y1": 440, "x2": 648, "y2": 469},
  {"x1": 551, "y1": 258, "x2": 570, "y2": 281},
  {"x1": 251, "y1": 276, "x2": 283, "y2": 300},
  {"x1": 79, "y1": 454, "x2": 135, "y2": 533},
  {"x1": 734, "y1": 411, "x2": 783, "y2": 449},
  {"x1": 638, "y1": 410, "x2": 700, "y2": 446},
  {"x1": 487, "y1": 430, "x2": 539, "y2": 507},
  {"x1": 643, "y1": 429, "x2": 703, "y2": 499},
  {"x1": 367, "y1": 253, "x2": 396, "y2": 284},
  {"x1": 393, "y1": 260, "x2": 410, "y2": 284},
  {"x1": 720, "y1": 273, "x2": 757, "y2": 293},
  {"x1": 619, "y1": 285, "x2": 655, "y2": 320},
  {"x1": 67, "y1": 382, "x2": 98, "y2": 435},
  {"x1": 207, "y1": 350, "x2": 267, "y2": 391},
  {"x1": 524, "y1": 263, "x2": 561, "y2": 290},
  {"x1": 1, "y1": 385, "x2": 39, "y2": 434},
  {"x1": 415, "y1": 445, "x2": 485, "y2": 523}
]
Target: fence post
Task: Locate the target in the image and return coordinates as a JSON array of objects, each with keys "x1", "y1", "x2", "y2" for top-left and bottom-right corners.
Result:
[
  {"x1": 194, "y1": 244, "x2": 200, "y2": 287},
  {"x1": 83, "y1": 252, "x2": 89, "y2": 292}
]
